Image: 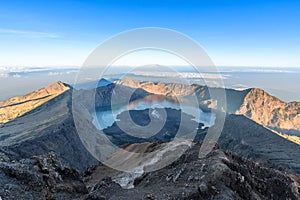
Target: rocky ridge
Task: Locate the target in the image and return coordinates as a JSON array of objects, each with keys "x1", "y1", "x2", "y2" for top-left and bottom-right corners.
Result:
[
  {"x1": 0, "y1": 89, "x2": 98, "y2": 173},
  {"x1": 116, "y1": 77, "x2": 300, "y2": 136},
  {"x1": 0, "y1": 81, "x2": 70, "y2": 124},
  {"x1": 236, "y1": 88, "x2": 300, "y2": 135},
  {"x1": 0, "y1": 81, "x2": 150, "y2": 172}
]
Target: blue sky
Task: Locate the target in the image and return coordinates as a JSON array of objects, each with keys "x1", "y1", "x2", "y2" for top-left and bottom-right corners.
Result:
[{"x1": 0, "y1": 0, "x2": 299, "y2": 67}]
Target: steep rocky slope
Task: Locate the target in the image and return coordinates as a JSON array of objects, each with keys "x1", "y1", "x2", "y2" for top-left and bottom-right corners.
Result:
[
  {"x1": 0, "y1": 81, "x2": 70, "y2": 124},
  {"x1": 84, "y1": 142, "x2": 300, "y2": 200},
  {"x1": 115, "y1": 77, "x2": 249, "y2": 113},
  {"x1": 0, "y1": 82, "x2": 150, "y2": 172},
  {"x1": 115, "y1": 77, "x2": 196, "y2": 96},
  {"x1": 236, "y1": 88, "x2": 300, "y2": 135},
  {"x1": 74, "y1": 82, "x2": 149, "y2": 110},
  {"x1": 0, "y1": 90, "x2": 98, "y2": 172},
  {"x1": 219, "y1": 114, "x2": 300, "y2": 175}
]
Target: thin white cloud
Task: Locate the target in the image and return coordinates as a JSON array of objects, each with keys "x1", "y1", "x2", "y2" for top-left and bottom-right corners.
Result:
[
  {"x1": 0, "y1": 73, "x2": 8, "y2": 78},
  {"x1": 12, "y1": 74, "x2": 21, "y2": 78},
  {"x1": 130, "y1": 71, "x2": 229, "y2": 80},
  {"x1": 0, "y1": 28, "x2": 61, "y2": 38},
  {"x1": 230, "y1": 84, "x2": 250, "y2": 91},
  {"x1": 0, "y1": 66, "x2": 78, "y2": 78}
]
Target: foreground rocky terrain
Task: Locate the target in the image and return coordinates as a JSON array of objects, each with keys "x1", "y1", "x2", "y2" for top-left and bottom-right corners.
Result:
[
  {"x1": 1, "y1": 142, "x2": 299, "y2": 200},
  {"x1": 84, "y1": 142, "x2": 300, "y2": 200},
  {"x1": 0, "y1": 151, "x2": 88, "y2": 199}
]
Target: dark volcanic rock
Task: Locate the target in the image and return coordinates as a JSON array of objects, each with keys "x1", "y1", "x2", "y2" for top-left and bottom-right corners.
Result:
[
  {"x1": 0, "y1": 90, "x2": 98, "y2": 173},
  {"x1": 1, "y1": 141, "x2": 299, "y2": 199},
  {"x1": 219, "y1": 114, "x2": 300, "y2": 175},
  {"x1": 0, "y1": 83, "x2": 151, "y2": 173},
  {"x1": 75, "y1": 82, "x2": 150, "y2": 109},
  {"x1": 83, "y1": 142, "x2": 300, "y2": 200},
  {"x1": 0, "y1": 152, "x2": 87, "y2": 200},
  {"x1": 103, "y1": 108, "x2": 202, "y2": 146}
]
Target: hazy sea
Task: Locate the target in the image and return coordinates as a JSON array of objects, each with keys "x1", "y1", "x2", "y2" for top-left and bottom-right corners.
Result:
[{"x1": 0, "y1": 66, "x2": 299, "y2": 102}]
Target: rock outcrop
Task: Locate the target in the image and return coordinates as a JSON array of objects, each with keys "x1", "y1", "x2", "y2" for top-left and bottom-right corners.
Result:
[
  {"x1": 84, "y1": 142, "x2": 300, "y2": 200},
  {"x1": 0, "y1": 152, "x2": 87, "y2": 200},
  {"x1": 236, "y1": 88, "x2": 300, "y2": 135}
]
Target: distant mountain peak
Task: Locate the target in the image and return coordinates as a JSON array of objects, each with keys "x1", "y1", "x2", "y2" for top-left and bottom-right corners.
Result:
[
  {"x1": 42, "y1": 81, "x2": 71, "y2": 94},
  {"x1": 236, "y1": 87, "x2": 300, "y2": 134},
  {"x1": 0, "y1": 81, "x2": 71, "y2": 124}
]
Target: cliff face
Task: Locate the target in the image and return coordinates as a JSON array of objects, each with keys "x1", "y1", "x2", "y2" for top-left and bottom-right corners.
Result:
[
  {"x1": 114, "y1": 77, "x2": 197, "y2": 97},
  {"x1": 236, "y1": 88, "x2": 300, "y2": 134},
  {"x1": 0, "y1": 81, "x2": 70, "y2": 124},
  {"x1": 74, "y1": 82, "x2": 150, "y2": 109},
  {"x1": 115, "y1": 77, "x2": 249, "y2": 112}
]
